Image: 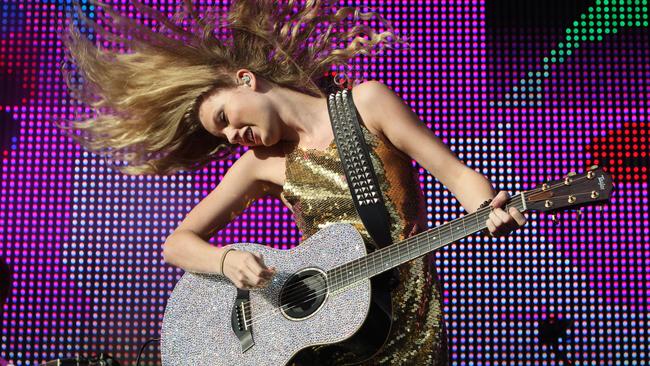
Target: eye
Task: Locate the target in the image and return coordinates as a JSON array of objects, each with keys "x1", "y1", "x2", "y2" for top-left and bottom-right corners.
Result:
[{"x1": 220, "y1": 110, "x2": 229, "y2": 125}]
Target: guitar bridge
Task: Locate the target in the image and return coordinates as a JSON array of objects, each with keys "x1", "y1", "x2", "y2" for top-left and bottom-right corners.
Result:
[{"x1": 231, "y1": 288, "x2": 255, "y2": 353}]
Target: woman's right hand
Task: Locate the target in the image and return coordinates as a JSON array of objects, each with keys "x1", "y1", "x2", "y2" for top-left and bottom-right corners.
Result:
[{"x1": 222, "y1": 250, "x2": 276, "y2": 289}]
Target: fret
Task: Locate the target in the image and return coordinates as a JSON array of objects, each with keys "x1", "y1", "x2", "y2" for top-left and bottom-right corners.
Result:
[{"x1": 329, "y1": 194, "x2": 526, "y2": 291}]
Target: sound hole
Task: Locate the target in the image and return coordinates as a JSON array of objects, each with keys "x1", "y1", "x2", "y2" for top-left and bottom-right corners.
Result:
[{"x1": 280, "y1": 268, "x2": 328, "y2": 320}]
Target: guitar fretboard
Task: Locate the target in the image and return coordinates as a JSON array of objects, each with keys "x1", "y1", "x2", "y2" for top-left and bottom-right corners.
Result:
[{"x1": 327, "y1": 193, "x2": 527, "y2": 292}]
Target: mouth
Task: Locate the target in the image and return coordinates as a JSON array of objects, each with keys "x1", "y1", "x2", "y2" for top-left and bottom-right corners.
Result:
[{"x1": 245, "y1": 127, "x2": 255, "y2": 145}]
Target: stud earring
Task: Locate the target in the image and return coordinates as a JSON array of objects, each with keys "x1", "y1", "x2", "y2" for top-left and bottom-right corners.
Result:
[{"x1": 241, "y1": 75, "x2": 251, "y2": 86}]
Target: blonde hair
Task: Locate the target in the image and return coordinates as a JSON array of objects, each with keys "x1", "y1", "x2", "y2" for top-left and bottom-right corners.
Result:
[{"x1": 61, "y1": 0, "x2": 402, "y2": 175}]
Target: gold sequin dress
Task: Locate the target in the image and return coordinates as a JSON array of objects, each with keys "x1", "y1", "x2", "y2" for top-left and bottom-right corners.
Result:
[{"x1": 281, "y1": 124, "x2": 449, "y2": 366}]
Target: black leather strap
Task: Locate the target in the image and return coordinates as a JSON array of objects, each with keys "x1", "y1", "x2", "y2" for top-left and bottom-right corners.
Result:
[{"x1": 327, "y1": 90, "x2": 393, "y2": 248}]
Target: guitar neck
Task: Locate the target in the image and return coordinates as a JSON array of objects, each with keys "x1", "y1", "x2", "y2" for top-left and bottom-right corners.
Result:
[{"x1": 327, "y1": 193, "x2": 527, "y2": 292}]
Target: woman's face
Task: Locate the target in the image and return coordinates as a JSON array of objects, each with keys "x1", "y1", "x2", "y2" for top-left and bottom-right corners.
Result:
[{"x1": 197, "y1": 83, "x2": 280, "y2": 147}]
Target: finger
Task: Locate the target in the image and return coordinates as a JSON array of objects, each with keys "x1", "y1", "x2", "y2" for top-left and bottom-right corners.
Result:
[
  {"x1": 252, "y1": 253, "x2": 276, "y2": 278},
  {"x1": 246, "y1": 256, "x2": 267, "y2": 278},
  {"x1": 489, "y1": 210, "x2": 503, "y2": 228},
  {"x1": 485, "y1": 220, "x2": 496, "y2": 236},
  {"x1": 243, "y1": 266, "x2": 265, "y2": 288},
  {"x1": 252, "y1": 253, "x2": 273, "y2": 271},
  {"x1": 490, "y1": 191, "x2": 509, "y2": 208},
  {"x1": 509, "y1": 207, "x2": 527, "y2": 226},
  {"x1": 493, "y1": 207, "x2": 512, "y2": 225}
]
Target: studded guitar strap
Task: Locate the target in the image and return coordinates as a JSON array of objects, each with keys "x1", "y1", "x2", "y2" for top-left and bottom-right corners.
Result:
[{"x1": 327, "y1": 90, "x2": 393, "y2": 248}]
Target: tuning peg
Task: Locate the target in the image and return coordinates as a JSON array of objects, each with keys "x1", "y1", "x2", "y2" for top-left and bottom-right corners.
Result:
[
  {"x1": 589, "y1": 165, "x2": 599, "y2": 171},
  {"x1": 567, "y1": 171, "x2": 577, "y2": 177}
]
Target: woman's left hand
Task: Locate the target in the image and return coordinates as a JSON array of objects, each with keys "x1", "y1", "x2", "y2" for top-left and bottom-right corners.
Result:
[{"x1": 485, "y1": 191, "x2": 527, "y2": 237}]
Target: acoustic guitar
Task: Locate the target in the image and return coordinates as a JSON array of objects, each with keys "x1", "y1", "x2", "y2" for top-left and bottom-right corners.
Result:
[{"x1": 161, "y1": 166, "x2": 613, "y2": 365}]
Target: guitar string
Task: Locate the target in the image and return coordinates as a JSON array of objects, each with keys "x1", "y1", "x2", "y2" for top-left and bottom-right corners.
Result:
[
  {"x1": 262, "y1": 192, "x2": 510, "y2": 305},
  {"x1": 263, "y1": 183, "x2": 529, "y2": 302},
  {"x1": 244, "y1": 186, "x2": 601, "y2": 329},
  {"x1": 243, "y1": 200, "x2": 502, "y2": 325},
  {"x1": 243, "y1": 179, "x2": 600, "y2": 327},
  {"x1": 242, "y1": 175, "x2": 601, "y2": 327}
]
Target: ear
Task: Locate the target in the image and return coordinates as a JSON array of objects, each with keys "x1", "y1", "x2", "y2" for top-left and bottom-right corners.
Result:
[{"x1": 235, "y1": 69, "x2": 257, "y2": 90}]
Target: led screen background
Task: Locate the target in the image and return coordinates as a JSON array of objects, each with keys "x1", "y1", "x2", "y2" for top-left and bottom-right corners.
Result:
[{"x1": 0, "y1": 0, "x2": 648, "y2": 365}]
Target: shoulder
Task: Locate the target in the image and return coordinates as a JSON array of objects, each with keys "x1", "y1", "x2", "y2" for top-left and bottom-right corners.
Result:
[
  {"x1": 350, "y1": 80, "x2": 394, "y2": 117},
  {"x1": 350, "y1": 80, "x2": 408, "y2": 137}
]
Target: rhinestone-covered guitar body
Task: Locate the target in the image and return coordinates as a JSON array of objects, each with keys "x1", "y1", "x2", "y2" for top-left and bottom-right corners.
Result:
[{"x1": 161, "y1": 223, "x2": 371, "y2": 366}]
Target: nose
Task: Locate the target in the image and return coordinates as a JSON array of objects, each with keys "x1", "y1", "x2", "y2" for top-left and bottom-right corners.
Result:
[{"x1": 224, "y1": 128, "x2": 241, "y2": 145}]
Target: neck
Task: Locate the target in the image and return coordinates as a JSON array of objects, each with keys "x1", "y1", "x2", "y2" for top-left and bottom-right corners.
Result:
[{"x1": 270, "y1": 87, "x2": 330, "y2": 146}]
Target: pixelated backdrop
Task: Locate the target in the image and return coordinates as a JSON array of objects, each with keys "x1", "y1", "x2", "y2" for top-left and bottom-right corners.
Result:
[{"x1": 0, "y1": 0, "x2": 648, "y2": 365}]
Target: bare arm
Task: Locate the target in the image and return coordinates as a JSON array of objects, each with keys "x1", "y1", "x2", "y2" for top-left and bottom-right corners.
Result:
[
  {"x1": 163, "y1": 147, "x2": 282, "y2": 286},
  {"x1": 352, "y1": 81, "x2": 526, "y2": 234},
  {"x1": 352, "y1": 81, "x2": 494, "y2": 213}
]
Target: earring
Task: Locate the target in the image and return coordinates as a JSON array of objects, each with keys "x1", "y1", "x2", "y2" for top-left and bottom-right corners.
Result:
[{"x1": 241, "y1": 75, "x2": 251, "y2": 86}]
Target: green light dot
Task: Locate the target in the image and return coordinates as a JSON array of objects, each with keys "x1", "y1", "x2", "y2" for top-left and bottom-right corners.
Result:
[
  {"x1": 543, "y1": 57, "x2": 549, "y2": 63},
  {"x1": 612, "y1": 27, "x2": 619, "y2": 33},
  {"x1": 551, "y1": 57, "x2": 557, "y2": 62},
  {"x1": 597, "y1": 28, "x2": 603, "y2": 33},
  {"x1": 566, "y1": 28, "x2": 572, "y2": 34},
  {"x1": 566, "y1": 42, "x2": 573, "y2": 48},
  {"x1": 644, "y1": 21, "x2": 649, "y2": 26},
  {"x1": 581, "y1": 35, "x2": 588, "y2": 41},
  {"x1": 605, "y1": 27, "x2": 612, "y2": 33},
  {"x1": 589, "y1": 35, "x2": 596, "y2": 41},
  {"x1": 551, "y1": 49, "x2": 556, "y2": 55},
  {"x1": 627, "y1": 20, "x2": 634, "y2": 25},
  {"x1": 589, "y1": 28, "x2": 595, "y2": 33},
  {"x1": 543, "y1": 71, "x2": 550, "y2": 77}
]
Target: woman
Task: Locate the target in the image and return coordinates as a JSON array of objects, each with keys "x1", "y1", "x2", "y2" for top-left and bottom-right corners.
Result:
[{"x1": 62, "y1": 0, "x2": 526, "y2": 364}]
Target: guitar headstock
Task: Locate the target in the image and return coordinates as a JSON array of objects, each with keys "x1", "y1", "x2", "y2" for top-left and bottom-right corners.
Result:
[{"x1": 525, "y1": 166, "x2": 614, "y2": 213}]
